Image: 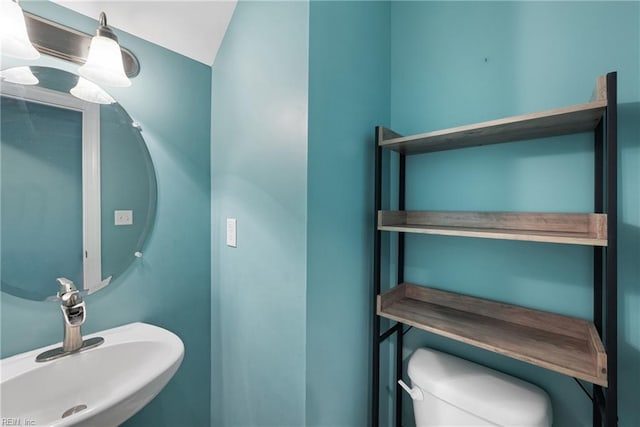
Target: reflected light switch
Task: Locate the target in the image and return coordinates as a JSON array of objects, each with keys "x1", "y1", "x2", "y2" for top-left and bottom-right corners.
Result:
[
  {"x1": 226, "y1": 218, "x2": 237, "y2": 247},
  {"x1": 115, "y1": 210, "x2": 133, "y2": 226}
]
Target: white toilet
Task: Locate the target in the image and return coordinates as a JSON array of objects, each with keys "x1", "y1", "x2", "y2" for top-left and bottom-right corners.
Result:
[{"x1": 403, "y1": 348, "x2": 552, "y2": 427}]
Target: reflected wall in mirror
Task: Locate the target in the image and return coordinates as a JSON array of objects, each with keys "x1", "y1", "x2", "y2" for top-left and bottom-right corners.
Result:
[{"x1": 1, "y1": 66, "x2": 157, "y2": 301}]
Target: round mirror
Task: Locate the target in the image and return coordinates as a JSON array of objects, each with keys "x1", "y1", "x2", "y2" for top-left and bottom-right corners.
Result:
[{"x1": 1, "y1": 66, "x2": 157, "y2": 301}]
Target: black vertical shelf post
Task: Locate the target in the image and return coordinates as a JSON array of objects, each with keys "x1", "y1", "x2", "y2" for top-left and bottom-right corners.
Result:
[
  {"x1": 593, "y1": 116, "x2": 604, "y2": 427},
  {"x1": 605, "y1": 71, "x2": 618, "y2": 427},
  {"x1": 592, "y1": 72, "x2": 617, "y2": 427},
  {"x1": 395, "y1": 154, "x2": 406, "y2": 427},
  {"x1": 372, "y1": 127, "x2": 382, "y2": 427},
  {"x1": 372, "y1": 126, "x2": 407, "y2": 427}
]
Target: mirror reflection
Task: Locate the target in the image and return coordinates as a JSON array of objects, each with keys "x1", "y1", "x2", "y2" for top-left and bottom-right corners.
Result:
[{"x1": 1, "y1": 66, "x2": 157, "y2": 301}]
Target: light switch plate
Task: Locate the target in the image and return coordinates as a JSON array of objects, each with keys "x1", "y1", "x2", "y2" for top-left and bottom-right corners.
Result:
[
  {"x1": 226, "y1": 218, "x2": 237, "y2": 247},
  {"x1": 114, "y1": 210, "x2": 133, "y2": 226}
]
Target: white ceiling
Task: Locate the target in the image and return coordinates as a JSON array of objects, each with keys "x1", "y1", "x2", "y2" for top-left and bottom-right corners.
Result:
[{"x1": 51, "y1": 1, "x2": 237, "y2": 66}]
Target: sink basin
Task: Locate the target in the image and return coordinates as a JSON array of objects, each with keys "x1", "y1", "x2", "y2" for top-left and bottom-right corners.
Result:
[{"x1": 0, "y1": 322, "x2": 184, "y2": 427}]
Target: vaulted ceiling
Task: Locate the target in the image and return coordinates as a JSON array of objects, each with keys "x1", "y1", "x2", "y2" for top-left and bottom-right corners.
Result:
[{"x1": 51, "y1": 1, "x2": 237, "y2": 66}]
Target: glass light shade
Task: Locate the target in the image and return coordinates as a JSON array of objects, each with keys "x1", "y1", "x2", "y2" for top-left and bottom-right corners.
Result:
[
  {"x1": 79, "y1": 35, "x2": 131, "y2": 88},
  {"x1": 70, "y1": 76, "x2": 115, "y2": 104},
  {"x1": 0, "y1": 0, "x2": 40, "y2": 60},
  {"x1": 1, "y1": 66, "x2": 38, "y2": 85}
]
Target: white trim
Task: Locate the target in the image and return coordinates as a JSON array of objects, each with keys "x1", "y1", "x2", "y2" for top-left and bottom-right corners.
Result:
[
  {"x1": 82, "y1": 101, "x2": 101, "y2": 295},
  {"x1": 1, "y1": 82, "x2": 102, "y2": 295}
]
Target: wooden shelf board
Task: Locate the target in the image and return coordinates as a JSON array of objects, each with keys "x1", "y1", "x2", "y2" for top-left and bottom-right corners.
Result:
[
  {"x1": 378, "y1": 224, "x2": 607, "y2": 246},
  {"x1": 378, "y1": 211, "x2": 608, "y2": 246},
  {"x1": 378, "y1": 284, "x2": 607, "y2": 386},
  {"x1": 380, "y1": 100, "x2": 606, "y2": 154}
]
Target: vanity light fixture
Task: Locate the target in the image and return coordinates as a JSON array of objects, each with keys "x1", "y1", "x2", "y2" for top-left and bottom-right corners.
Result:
[
  {"x1": 0, "y1": 0, "x2": 40, "y2": 60},
  {"x1": 0, "y1": 66, "x2": 38, "y2": 85},
  {"x1": 78, "y1": 12, "x2": 131, "y2": 88},
  {"x1": 70, "y1": 76, "x2": 115, "y2": 105}
]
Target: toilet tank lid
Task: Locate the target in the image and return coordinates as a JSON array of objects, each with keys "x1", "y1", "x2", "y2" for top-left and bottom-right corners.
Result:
[{"x1": 408, "y1": 348, "x2": 552, "y2": 426}]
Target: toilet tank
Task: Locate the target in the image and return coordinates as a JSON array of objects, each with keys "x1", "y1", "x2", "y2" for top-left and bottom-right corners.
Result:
[{"x1": 407, "y1": 348, "x2": 552, "y2": 427}]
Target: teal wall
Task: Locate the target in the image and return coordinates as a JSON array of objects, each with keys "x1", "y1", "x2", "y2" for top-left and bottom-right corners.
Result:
[
  {"x1": 211, "y1": 2, "x2": 392, "y2": 424},
  {"x1": 390, "y1": 2, "x2": 639, "y2": 426},
  {"x1": 307, "y1": 2, "x2": 390, "y2": 426},
  {"x1": 210, "y1": 2, "x2": 309, "y2": 426},
  {"x1": 0, "y1": 2, "x2": 212, "y2": 426}
]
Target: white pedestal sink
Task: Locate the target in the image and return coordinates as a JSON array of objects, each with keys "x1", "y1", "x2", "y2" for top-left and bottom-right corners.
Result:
[{"x1": 0, "y1": 322, "x2": 184, "y2": 427}]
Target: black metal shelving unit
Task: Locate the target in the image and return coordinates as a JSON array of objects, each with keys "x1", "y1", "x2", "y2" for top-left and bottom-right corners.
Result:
[{"x1": 372, "y1": 72, "x2": 618, "y2": 427}]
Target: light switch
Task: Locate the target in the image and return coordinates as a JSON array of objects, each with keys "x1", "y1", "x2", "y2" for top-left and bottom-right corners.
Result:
[
  {"x1": 115, "y1": 210, "x2": 133, "y2": 226},
  {"x1": 226, "y1": 218, "x2": 237, "y2": 247}
]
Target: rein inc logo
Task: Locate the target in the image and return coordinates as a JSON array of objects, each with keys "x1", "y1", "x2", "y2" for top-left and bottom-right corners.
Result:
[{"x1": 1, "y1": 418, "x2": 35, "y2": 426}]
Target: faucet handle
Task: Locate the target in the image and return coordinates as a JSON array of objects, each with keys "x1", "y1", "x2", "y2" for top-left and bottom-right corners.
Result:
[{"x1": 56, "y1": 277, "x2": 77, "y2": 297}]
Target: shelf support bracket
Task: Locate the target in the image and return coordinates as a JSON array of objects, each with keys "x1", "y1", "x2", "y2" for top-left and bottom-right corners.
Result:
[
  {"x1": 573, "y1": 378, "x2": 594, "y2": 402},
  {"x1": 379, "y1": 323, "x2": 401, "y2": 342}
]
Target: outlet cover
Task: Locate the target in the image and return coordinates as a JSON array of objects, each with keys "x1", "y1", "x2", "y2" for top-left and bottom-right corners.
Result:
[{"x1": 115, "y1": 210, "x2": 133, "y2": 226}]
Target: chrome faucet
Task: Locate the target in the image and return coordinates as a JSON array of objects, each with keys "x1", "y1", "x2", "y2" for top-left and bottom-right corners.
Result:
[
  {"x1": 35, "y1": 278, "x2": 104, "y2": 362},
  {"x1": 57, "y1": 277, "x2": 86, "y2": 352}
]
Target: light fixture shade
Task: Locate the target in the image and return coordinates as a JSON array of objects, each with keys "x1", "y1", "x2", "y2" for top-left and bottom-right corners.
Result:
[
  {"x1": 79, "y1": 35, "x2": 131, "y2": 87},
  {"x1": 0, "y1": 66, "x2": 38, "y2": 85},
  {"x1": 70, "y1": 76, "x2": 115, "y2": 104},
  {"x1": 0, "y1": 0, "x2": 40, "y2": 60}
]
